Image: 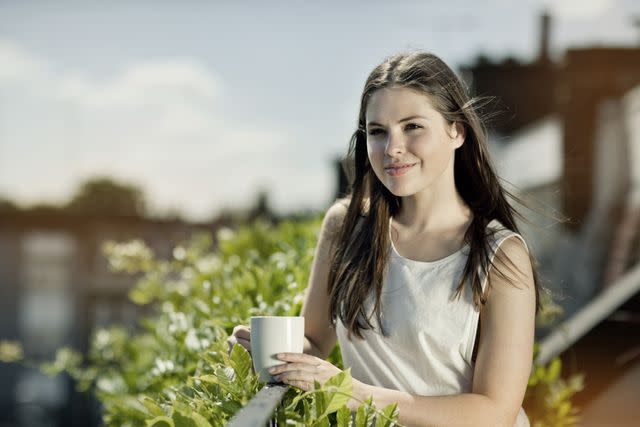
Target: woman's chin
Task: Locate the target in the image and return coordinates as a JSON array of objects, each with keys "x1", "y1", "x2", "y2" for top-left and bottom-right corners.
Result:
[{"x1": 385, "y1": 183, "x2": 413, "y2": 197}]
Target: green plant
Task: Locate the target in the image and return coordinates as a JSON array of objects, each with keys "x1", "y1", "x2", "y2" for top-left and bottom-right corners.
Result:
[
  {"x1": 38, "y1": 217, "x2": 397, "y2": 426},
  {"x1": 524, "y1": 346, "x2": 585, "y2": 427},
  {"x1": 10, "y1": 215, "x2": 582, "y2": 426}
]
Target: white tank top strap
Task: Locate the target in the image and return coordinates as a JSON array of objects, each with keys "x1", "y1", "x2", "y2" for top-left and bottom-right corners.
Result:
[{"x1": 480, "y1": 219, "x2": 529, "y2": 293}]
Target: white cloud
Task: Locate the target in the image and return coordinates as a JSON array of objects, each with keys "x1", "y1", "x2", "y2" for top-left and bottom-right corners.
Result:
[
  {"x1": 0, "y1": 40, "x2": 301, "y2": 221},
  {"x1": 0, "y1": 40, "x2": 49, "y2": 83},
  {"x1": 57, "y1": 60, "x2": 218, "y2": 110},
  {"x1": 541, "y1": 0, "x2": 616, "y2": 20}
]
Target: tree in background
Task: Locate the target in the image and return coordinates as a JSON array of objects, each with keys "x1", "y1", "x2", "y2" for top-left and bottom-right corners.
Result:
[
  {"x1": 0, "y1": 197, "x2": 19, "y2": 213},
  {"x1": 247, "y1": 188, "x2": 275, "y2": 224},
  {"x1": 66, "y1": 177, "x2": 148, "y2": 217}
]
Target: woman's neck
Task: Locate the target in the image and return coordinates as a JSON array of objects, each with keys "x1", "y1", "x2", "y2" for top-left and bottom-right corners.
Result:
[{"x1": 394, "y1": 190, "x2": 471, "y2": 234}]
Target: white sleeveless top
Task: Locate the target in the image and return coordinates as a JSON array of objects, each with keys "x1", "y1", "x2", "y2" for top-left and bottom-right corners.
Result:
[{"x1": 335, "y1": 218, "x2": 530, "y2": 427}]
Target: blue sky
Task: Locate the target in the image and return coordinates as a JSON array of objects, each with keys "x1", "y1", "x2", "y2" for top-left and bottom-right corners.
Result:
[{"x1": 1, "y1": 0, "x2": 639, "y2": 220}]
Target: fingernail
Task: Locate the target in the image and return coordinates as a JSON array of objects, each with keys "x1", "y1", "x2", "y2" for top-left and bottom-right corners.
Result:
[{"x1": 268, "y1": 367, "x2": 276, "y2": 373}]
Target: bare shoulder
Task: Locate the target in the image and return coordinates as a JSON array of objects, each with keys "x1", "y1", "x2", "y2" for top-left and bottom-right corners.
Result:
[
  {"x1": 490, "y1": 235, "x2": 534, "y2": 293},
  {"x1": 321, "y1": 197, "x2": 350, "y2": 238},
  {"x1": 494, "y1": 235, "x2": 530, "y2": 266}
]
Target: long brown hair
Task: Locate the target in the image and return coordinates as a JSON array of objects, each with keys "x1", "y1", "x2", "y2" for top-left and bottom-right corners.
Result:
[{"x1": 327, "y1": 51, "x2": 541, "y2": 340}]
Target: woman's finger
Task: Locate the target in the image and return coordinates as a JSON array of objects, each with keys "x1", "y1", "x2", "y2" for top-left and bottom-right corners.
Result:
[
  {"x1": 227, "y1": 335, "x2": 237, "y2": 354},
  {"x1": 269, "y1": 362, "x2": 317, "y2": 375},
  {"x1": 276, "y1": 352, "x2": 317, "y2": 364},
  {"x1": 228, "y1": 325, "x2": 252, "y2": 355},
  {"x1": 235, "y1": 337, "x2": 251, "y2": 352},
  {"x1": 227, "y1": 337, "x2": 252, "y2": 354},
  {"x1": 277, "y1": 370, "x2": 314, "y2": 391},
  {"x1": 286, "y1": 379, "x2": 312, "y2": 392},
  {"x1": 232, "y1": 325, "x2": 251, "y2": 341}
]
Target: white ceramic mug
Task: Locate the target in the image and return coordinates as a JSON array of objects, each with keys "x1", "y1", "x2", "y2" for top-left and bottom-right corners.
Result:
[{"x1": 250, "y1": 316, "x2": 304, "y2": 383}]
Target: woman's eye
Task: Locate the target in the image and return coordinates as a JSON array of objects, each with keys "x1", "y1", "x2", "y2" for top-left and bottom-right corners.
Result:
[
  {"x1": 405, "y1": 123, "x2": 422, "y2": 131},
  {"x1": 367, "y1": 128, "x2": 384, "y2": 136}
]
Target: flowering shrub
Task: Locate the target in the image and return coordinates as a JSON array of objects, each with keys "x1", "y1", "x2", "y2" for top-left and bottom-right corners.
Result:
[
  {"x1": 38, "y1": 218, "x2": 396, "y2": 426},
  {"x1": 33, "y1": 216, "x2": 580, "y2": 426}
]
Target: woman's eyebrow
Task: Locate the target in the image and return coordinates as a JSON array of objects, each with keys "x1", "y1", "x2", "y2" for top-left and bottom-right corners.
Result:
[{"x1": 366, "y1": 115, "x2": 428, "y2": 127}]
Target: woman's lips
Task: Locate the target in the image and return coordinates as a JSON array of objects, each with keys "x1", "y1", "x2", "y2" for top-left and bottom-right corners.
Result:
[{"x1": 385, "y1": 163, "x2": 416, "y2": 176}]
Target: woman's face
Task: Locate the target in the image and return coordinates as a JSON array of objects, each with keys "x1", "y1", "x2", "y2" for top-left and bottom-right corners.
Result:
[{"x1": 365, "y1": 86, "x2": 464, "y2": 198}]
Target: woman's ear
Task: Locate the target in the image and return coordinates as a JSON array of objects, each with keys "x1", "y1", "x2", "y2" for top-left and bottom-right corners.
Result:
[{"x1": 450, "y1": 122, "x2": 465, "y2": 149}]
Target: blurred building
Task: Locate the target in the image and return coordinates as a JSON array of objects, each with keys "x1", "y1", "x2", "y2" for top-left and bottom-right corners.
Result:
[
  {"x1": 0, "y1": 211, "x2": 223, "y2": 427},
  {"x1": 462, "y1": 13, "x2": 556, "y2": 137},
  {"x1": 462, "y1": 13, "x2": 640, "y2": 228}
]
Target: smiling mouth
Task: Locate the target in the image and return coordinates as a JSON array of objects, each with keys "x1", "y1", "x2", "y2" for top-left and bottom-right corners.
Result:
[{"x1": 385, "y1": 163, "x2": 417, "y2": 176}]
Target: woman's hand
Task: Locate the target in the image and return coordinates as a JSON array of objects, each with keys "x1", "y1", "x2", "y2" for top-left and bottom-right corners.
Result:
[
  {"x1": 268, "y1": 352, "x2": 344, "y2": 392},
  {"x1": 227, "y1": 325, "x2": 251, "y2": 355},
  {"x1": 270, "y1": 353, "x2": 367, "y2": 410}
]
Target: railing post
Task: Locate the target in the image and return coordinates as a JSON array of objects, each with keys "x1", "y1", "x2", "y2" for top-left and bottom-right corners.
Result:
[{"x1": 226, "y1": 384, "x2": 289, "y2": 427}]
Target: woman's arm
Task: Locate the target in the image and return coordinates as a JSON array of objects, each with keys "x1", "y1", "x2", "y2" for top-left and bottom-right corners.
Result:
[
  {"x1": 349, "y1": 236, "x2": 536, "y2": 427},
  {"x1": 300, "y1": 200, "x2": 349, "y2": 359}
]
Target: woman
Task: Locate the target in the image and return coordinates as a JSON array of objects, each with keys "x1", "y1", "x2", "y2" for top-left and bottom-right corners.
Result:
[{"x1": 230, "y1": 51, "x2": 538, "y2": 427}]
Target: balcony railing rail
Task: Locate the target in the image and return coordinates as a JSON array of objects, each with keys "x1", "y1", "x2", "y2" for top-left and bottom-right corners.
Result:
[{"x1": 226, "y1": 383, "x2": 289, "y2": 427}]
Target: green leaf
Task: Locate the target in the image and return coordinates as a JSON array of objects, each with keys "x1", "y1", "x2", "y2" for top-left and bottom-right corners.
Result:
[
  {"x1": 40, "y1": 347, "x2": 83, "y2": 376},
  {"x1": 172, "y1": 409, "x2": 212, "y2": 427},
  {"x1": 527, "y1": 370, "x2": 539, "y2": 386},
  {"x1": 314, "y1": 389, "x2": 328, "y2": 419},
  {"x1": 129, "y1": 286, "x2": 154, "y2": 305},
  {"x1": 320, "y1": 369, "x2": 352, "y2": 416},
  {"x1": 105, "y1": 395, "x2": 151, "y2": 420},
  {"x1": 194, "y1": 367, "x2": 242, "y2": 402},
  {"x1": 375, "y1": 403, "x2": 398, "y2": 427},
  {"x1": 146, "y1": 415, "x2": 174, "y2": 427},
  {"x1": 303, "y1": 398, "x2": 312, "y2": 424},
  {"x1": 568, "y1": 374, "x2": 585, "y2": 392},
  {"x1": 355, "y1": 397, "x2": 376, "y2": 427},
  {"x1": 287, "y1": 388, "x2": 316, "y2": 411},
  {"x1": 546, "y1": 358, "x2": 562, "y2": 382},
  {"x1": 139, "y1": 395, "x2": 165, "y2": 417},
  {"x1": 0, "y1": 340, "x2": 24, "y2": 362},
  {"x1": 313, "y1": 417, "x2": 330, "y2": 427},
  {"x1": 229, "y1": 342, "x2": 252, "y2": 383},
  {"x1": 189, "y1": 412, "x2": 213, "y2": 427},
  {"x1": 215, "y1": 366, "x2": 241, "y2": 397},
  {"x1": 355, "y1": 405, "x2": 366, "y2": 427},
  {"x1": 558, "y1": 401, "x2": 572, "y2": 418},
  {"x1": 336, "y1": 406, "x2": 353, "y2": 427},
  {"x1": 218, "y1": 399, "x2": 243, "y2": 415}
]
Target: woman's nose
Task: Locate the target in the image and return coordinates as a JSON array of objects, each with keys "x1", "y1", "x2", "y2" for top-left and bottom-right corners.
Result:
[{"x1": 385, "y1": 131, "x2": 406, "y2": 156}]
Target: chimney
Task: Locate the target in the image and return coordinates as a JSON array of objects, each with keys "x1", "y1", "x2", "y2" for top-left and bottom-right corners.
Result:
[{"x1": 539, "y1": 12, "x2": 551, "y2": 63}]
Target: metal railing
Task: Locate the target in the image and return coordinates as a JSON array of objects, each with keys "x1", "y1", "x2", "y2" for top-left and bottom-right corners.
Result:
[
  {"x1": 537, "y1": 262, "x2": 640, "y2": 365},
  {"x1": 226, "y1": 383, "x2": 289, "y2": 427}
]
